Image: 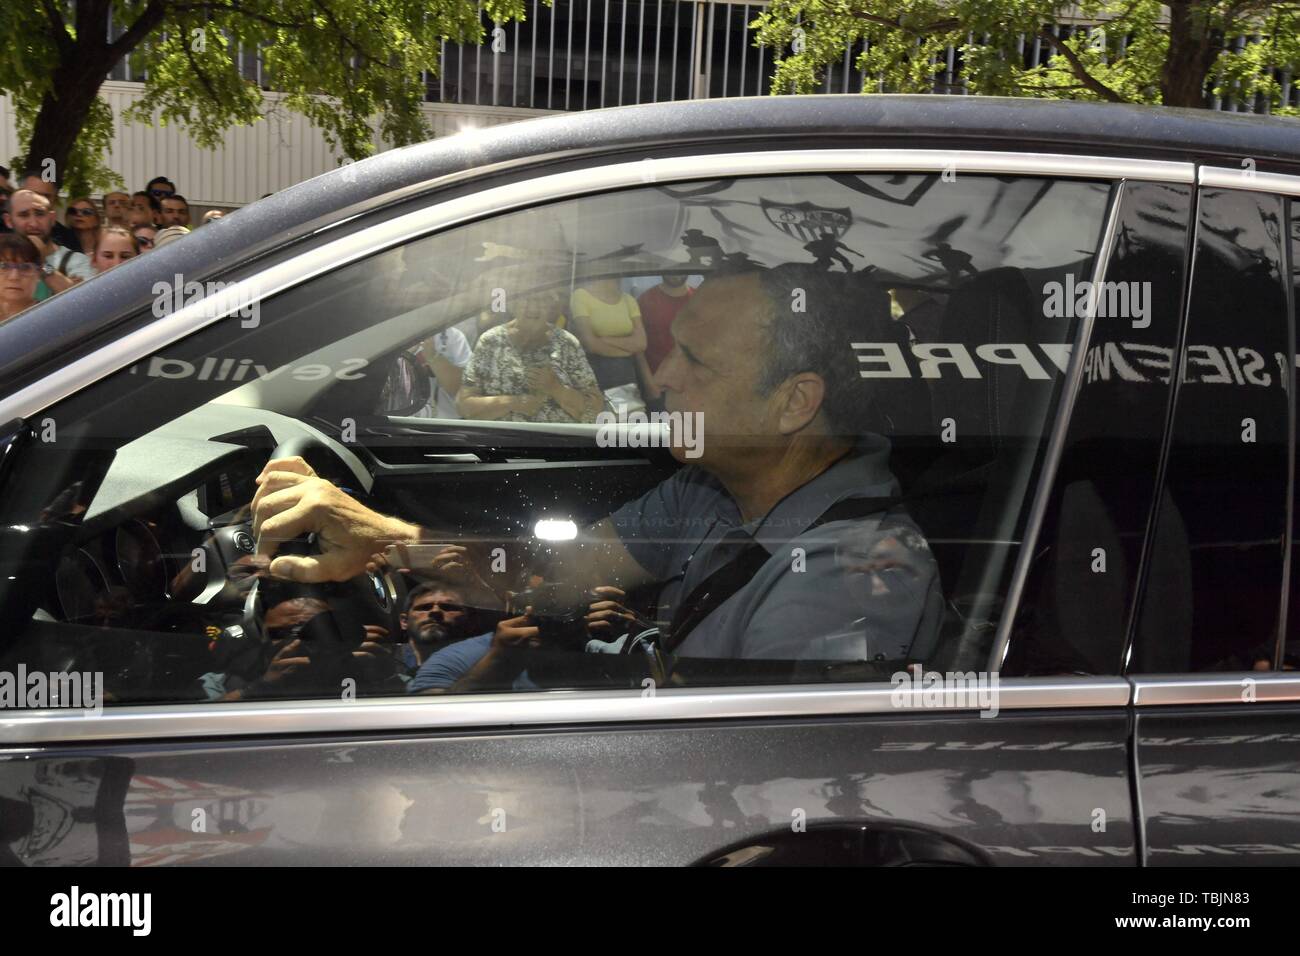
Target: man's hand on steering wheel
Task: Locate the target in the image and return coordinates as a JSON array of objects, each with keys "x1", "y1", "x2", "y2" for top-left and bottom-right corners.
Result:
[
  {"x1": 260, "y1": 455, "x2": 318, "y2": 480},
  {"x1": 252, "y1": 456, "x2": 421, "y2": 583}
]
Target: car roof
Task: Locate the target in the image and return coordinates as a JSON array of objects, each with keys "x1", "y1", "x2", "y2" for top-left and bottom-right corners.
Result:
[{"x1": 3, "y1": 94, "x2": 1298, "y2": 400}]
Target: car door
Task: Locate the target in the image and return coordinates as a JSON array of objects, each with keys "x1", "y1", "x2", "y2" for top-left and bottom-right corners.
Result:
[
  {"x1": 1, "y1": 148, "x2": 1179, "y2": 866},
  {"x1": 1129, "y1": 172, "x2": 1300, "y2": 866}
]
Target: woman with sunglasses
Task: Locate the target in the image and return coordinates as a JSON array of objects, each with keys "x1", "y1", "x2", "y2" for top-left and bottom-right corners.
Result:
[
  {"x1": 0, "y1": 234, "x2": 42, "y2": 322},
  {"x1": 91, "y1": 226, "x2": 139, "y2": 274},
  {"x1": 132, "y1": 225, "x2": 157, "y2": 253},
  {"x1": 65, "y1": 197, "x2": 101, "y2": 255}
]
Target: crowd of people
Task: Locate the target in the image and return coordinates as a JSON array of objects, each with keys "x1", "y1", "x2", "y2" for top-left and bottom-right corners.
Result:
[
  {"x1": 0, "y1": 165, "x2": 211, "y2": 321},
  {"x1": 416, "y1": 273, "x2": 697, "y2": 427},
  {"x1": 0, "y1": 159, "x2": 695, "y2": 426}
]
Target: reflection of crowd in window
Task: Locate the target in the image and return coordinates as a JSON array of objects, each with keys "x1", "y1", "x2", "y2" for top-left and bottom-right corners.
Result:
[
  {"x1": 412, "y1": 274, "x2": 697, "y2": 424},
  {"x1": 457, "y1": 288, "x2": 605, "y2": 423}
]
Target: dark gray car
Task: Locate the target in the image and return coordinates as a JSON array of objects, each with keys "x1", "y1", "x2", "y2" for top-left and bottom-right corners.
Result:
[{"x1": 1, "y1": 95, "x2": 1298, "y2": 867}]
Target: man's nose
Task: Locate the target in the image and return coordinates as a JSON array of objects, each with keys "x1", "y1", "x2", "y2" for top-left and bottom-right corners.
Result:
[{"x1": 654, "y1": 350, "x2": 682, "y2": 392}]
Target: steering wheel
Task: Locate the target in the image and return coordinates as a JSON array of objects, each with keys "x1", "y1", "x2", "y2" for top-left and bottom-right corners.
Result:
[
  {"x1": 263, "y1": 433, "x2": 366, "y2": 491},
  {"x1": 238, "y1": 436, "x2": 405, "y2": 682}
]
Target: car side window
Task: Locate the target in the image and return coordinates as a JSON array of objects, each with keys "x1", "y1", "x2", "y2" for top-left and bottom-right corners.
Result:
[
  {"x1": 1285, "y1": 197, "x2": 1300, "y2": 671},
  {"x1": 1007, "y1": 181, "x2": 1194, "y2": 677},
  {"x1": 0, "y1": 169, "x2": 1114, "y2": 706},
  {"x1": 1130, "y1": 186, "x2": 1291, "y2": 673}
]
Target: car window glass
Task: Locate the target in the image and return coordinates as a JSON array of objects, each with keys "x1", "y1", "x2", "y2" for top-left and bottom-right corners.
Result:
[
  {"x1": 0, "y1": 171, "x2": 1112, "y2": 706},
  {"x1": 1131, "y1": 187, "x2": 1291, "y2": 673},
  {"x1": 1008, "y1": 181, "x2": 1193, "y2": 676},
  {"x1": 1284, "y1": 197, "x2": 1300, "y2": 672}
]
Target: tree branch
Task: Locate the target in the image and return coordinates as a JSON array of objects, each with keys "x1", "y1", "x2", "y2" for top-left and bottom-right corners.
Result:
[
  {"x1": 1112, "y1": 0, "x2": 1144, "y2": 26},
  {"x1": 108, "y1": 0, "x2": 170, "y2": 62},
  {"x1": 1037, "y1": 27, "x2": 1126, "y2": 103},
  {"x1": 182, "y1": 36, "x2": 223, "y2": 105},
  {"x1": 40, "y1": 0, "x2": 75, "y2": 59},
  {"x1": 1222, "y1": 1, "x2": 1300, "y2": 36},
  {"x1": 76, "y1": 0, "x2": 109, "y2": 44},
  {"x1": 168, "y1": 2, "x2": 313, "y2": 32},
  {"x1": 309, "y1": 0, "x2": 374, "y2": 64},
  {"x1": 850, "y1": 11, "x2": 961, "y2": 35}
]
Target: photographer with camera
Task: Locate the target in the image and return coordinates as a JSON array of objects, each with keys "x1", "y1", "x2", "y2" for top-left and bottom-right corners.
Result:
[
  {"x1": 405, "y1": 584, "x2": 642, "y2": 695},
  {"x1": 201, "y1": 595, "x2": 403, "y2": 701},
  {"x1": 399, "y1": 579, "x2": 501, "y2": 691}
]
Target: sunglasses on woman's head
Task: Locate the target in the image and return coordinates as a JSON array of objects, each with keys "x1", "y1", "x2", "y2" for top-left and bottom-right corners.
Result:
[{"x1": 149, "y1": 188, "x2": 173, "y2": 198}]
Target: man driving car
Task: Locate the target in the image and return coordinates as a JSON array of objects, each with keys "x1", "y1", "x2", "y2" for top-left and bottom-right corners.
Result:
[{"x1": 249, "y1": 264, "x2": 942, "y2": 686}]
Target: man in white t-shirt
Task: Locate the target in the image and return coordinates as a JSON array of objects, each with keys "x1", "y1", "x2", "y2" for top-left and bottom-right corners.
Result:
[{"x1": 415, "y1": 328, "x2": 472, "y2": 419}]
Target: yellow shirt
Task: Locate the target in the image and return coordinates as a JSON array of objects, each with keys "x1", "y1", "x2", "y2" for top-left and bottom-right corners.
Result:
[{"x1": 570, "y1": 287, "x2": 639, "y2": 338}]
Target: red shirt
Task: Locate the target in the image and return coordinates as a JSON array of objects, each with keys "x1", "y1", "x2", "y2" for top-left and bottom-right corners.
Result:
[{"x1": 638, "y1": 285, "x2": 693, "y2": 373}]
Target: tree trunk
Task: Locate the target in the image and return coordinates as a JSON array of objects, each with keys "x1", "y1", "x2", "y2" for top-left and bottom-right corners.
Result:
[
  {"x1": 1161, "y1": 1, "x2": 1221, "y2": 108},
  {"x1": 24, "y1": 67, "x2": 111, "y2": 184},
  {"x1": 22, "y1": 1, "x2": 164, "y2": 185}
]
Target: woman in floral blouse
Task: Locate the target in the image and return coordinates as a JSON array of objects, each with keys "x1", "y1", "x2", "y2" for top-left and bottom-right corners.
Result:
[{"x1": 458, "y1": 287, "x2": 606, "y2": 424}]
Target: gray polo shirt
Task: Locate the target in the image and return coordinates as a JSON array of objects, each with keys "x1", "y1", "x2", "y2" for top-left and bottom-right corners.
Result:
[{"x1": 609, "y1": 435, "x2": 943, "y2": 661}]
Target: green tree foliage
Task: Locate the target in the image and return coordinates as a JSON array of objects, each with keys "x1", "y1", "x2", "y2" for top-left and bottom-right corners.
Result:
[
  {"x1": 751, "y1": 1, "x2": 1300, "y2": 114},
  {"x1": 0, "y1": 0, "x2": 530, "y2": 197}
]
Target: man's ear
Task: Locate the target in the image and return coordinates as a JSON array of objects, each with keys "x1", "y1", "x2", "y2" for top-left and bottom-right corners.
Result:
[
  {"x1": 775, "y1": 372, "x2": 826, "y2": 435},
  {"x1": 399, "y1": 612, "x2": 408, "y2": 630},
  {"x1": 1, "y1": 213, "x2": 10, "y2": 231}
]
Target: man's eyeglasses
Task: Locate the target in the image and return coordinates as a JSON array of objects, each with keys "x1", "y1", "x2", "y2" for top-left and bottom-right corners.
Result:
[
  {"x1": 0, "y1": 262, "x2": 40, "y2": 275},
  {"x1": 67, "y1": 207, "x2": 97, "y2": 217}
]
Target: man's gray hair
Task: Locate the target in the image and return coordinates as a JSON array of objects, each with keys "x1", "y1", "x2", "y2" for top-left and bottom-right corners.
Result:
[{"x1": 746, "y1": 263, "x2": 895, "y2": 437}]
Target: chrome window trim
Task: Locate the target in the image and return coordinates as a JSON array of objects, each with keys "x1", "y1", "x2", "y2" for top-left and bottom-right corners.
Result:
[
  {"x1": 1199, "y1": 166, "x2": 1300, "y2": 197},
  {"x1": 1132, "y1": 674, "x2": 1300, "y2": 706},
  {"x1": 2, "y1": 149, "x2": 1193, "y2": 425},
  {"x1": 0, "y1": 677, "x2": 1132, "y2": 744},
  {"x1": 988, "y1": 180, "x2": 1127, "y2": 670}
]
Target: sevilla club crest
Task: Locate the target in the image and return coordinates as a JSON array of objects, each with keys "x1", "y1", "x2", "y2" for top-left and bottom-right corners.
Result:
[{"x1": 761, "y1": 200, "x2": 853, "y2": 243}]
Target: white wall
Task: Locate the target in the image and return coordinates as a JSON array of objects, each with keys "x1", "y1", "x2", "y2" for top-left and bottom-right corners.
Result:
[{"x1": 1, "y1": 81, "x2": 553, "y2": 207}]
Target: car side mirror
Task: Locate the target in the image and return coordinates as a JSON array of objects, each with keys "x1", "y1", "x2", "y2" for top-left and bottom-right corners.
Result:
[{"x1": 378, "y1": 352, "x2": 431, "y2": 417}]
